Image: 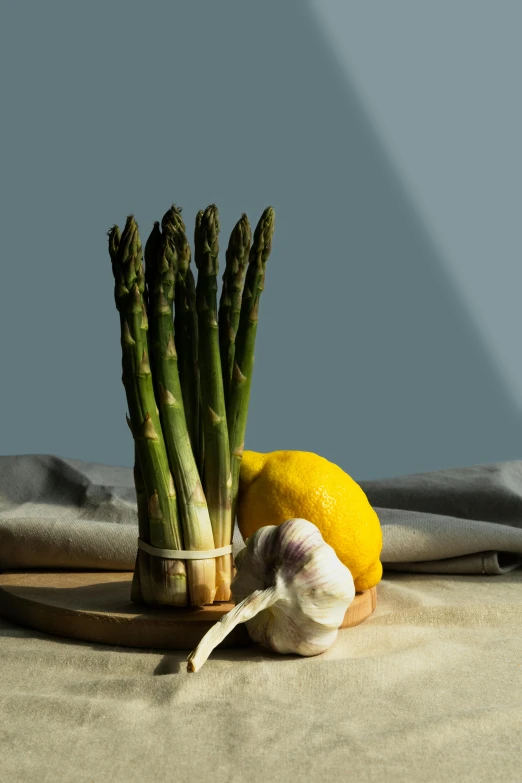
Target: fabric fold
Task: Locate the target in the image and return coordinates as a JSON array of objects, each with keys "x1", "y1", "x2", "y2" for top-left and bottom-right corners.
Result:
[{"x1": 1, "y1": 454, "x2": 522, "y2": 575}]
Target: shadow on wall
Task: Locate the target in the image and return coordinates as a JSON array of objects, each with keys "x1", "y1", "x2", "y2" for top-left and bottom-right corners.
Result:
[
  {"x1": 230, "y1": 0, "x2": 522, "y2": 479},
  {"x1": 5, "y1": 0, "x2": 521, "y2": 479}
]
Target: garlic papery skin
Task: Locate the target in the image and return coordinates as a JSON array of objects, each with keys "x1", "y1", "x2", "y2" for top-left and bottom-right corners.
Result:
[{"x1": 187, "y1": 518, "x2": 356, "y2": 671}]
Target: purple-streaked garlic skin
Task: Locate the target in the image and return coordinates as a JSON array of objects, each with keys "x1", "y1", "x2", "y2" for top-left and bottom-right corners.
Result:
[{"x1": 231, "y1": 518, "x2": 356, "y2": 656}]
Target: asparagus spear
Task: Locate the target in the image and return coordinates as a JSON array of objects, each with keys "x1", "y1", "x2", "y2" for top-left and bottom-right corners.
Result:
[
  {"x1": 108, "y1": 223, "x2": 121, "y2": 264},
  {"x1": 218, "y1": 214, "x2": 251, "y2": 407},
  {"x1": 160, "y1": 206, "x2": 202, "y2": 473},
  {"x1": 108, "y1": 216, "x2": 188, "y2": 607},
  {"x1": 145, "y1": 223, "x2": 217, "y2": 606},
  {"x1": 143, "y1": 222, "x2": 163, "y2": 406},
  {"x1": 129, "y1": 423, "x2": 148, "y2": 602},
  {"x1": 194, "y1": 209, "x2": 205, "y2": 475},
  {"x1": 194, "y1": 205, "x2": 233, "y2": 601},
  {"x1": 227, "y1": 207, "x2": 275, "y2": 526},
  {"x1": 109, "y1": 226, "x2": 145, "y2": 603}
]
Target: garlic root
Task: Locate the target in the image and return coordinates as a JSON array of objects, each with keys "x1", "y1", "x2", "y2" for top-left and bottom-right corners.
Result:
[{"x1": 187, "y1": 586, "x2": 279, "y2": 672}]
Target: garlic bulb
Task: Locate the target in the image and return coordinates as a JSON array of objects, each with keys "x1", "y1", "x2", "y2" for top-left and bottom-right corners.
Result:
[{"x1": 187, "y1": 518, "x2": 356, "y2": 671}]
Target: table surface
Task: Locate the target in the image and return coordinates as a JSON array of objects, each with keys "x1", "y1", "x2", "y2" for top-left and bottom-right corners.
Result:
[{"x1": 1, "y1": 570, "x2": 521, "y2": 783}]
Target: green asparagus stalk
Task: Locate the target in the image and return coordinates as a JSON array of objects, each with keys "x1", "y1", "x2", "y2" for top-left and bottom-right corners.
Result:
[
  {"x1": 108, "y1": 223, "x2": 121, "y2": 265},
  {"x1": 194, "y1": 205, "x2": 233, "y2": 601},
  {"x1": 160, "y1": 206, "x2": 202, "y2": 473},
  {"x1": 109, "y1": 226, "x2": 145, "y2": 603},
  {"x1": 194, "y1": 209, "x2": 205, "y2": 475},
  {"x1": 130, "y1": 428, "x2": 148, "y2": 603},
  {"x1": 108, "y1": 216, "x2": 188, "y2": 607},
  {"x1": 143, "y1": 222, "x2": 163, "y2": 406},
  {"x1": 194, "y1": 209, "x2": 204, "y2": 255},
  {"x1": 145, "y1": 223, "x2": 217, "y2": 606},
  {"x1": 227, "y1": 207, "x2": 275, "y2": 526},
  {"x1": 218, "y1": 214, "x2": 251, "y2": 407}
]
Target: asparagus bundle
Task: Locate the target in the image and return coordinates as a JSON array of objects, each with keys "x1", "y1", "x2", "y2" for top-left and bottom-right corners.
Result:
[{"x1": 108, "y1": 204, "x2": 274, "y2": 608}]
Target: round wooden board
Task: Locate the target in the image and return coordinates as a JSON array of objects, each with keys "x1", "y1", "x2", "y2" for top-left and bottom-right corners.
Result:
[{"x1": 0, "y1": 571, "x2": 377, "y2": 651}]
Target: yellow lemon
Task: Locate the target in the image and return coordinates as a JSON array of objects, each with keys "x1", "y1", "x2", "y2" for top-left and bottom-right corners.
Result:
[{"x1": 237, "y1": 450, "x2": 383, "y2": 592}]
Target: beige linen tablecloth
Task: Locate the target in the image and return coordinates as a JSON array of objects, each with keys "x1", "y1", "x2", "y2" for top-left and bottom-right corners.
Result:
[
  {"x1": 1, "y1": 570, "x2": 521, "y2": 782},
  {"x1": 1, "y1": 454, "x2": 521, "y2": 780}
]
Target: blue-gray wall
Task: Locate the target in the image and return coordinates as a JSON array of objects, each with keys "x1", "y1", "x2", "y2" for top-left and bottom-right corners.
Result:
[{"x1": 2, "y1": 1, "x2": 521, "y2": 480}]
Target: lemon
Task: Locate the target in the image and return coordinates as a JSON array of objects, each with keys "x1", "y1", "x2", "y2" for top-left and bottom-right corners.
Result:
[{"x1": 237, "y1": 450, "x2": 383, "y2": 592}]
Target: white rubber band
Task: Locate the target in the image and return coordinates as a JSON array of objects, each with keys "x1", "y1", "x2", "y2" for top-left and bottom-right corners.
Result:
[{"x1": 137, "y1": 538, "x2": 233, "y2": 560}]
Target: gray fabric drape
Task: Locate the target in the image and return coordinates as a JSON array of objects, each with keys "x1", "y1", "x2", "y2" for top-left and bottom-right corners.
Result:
[{"x1": 1, "y1": 454, "x2": 522, "y2": 575}]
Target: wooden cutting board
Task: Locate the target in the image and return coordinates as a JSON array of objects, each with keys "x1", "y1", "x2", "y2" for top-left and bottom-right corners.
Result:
[{"x1": 0, "y1": 571, "x2": 377, "y2": 651}]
